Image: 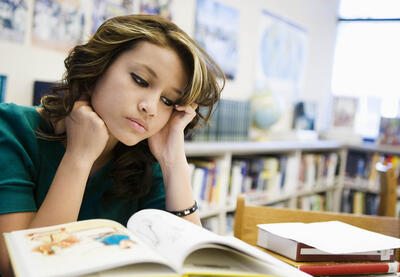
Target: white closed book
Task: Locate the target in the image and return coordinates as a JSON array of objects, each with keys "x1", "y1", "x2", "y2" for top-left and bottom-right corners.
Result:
[{"x1": 257, "y1": 221, "x2": 400, "y2": 262}]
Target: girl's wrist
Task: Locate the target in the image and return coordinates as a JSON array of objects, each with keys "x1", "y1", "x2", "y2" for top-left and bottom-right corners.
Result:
[
  {"x1": 158, "y1": 150, "x2": 187, "y2": 169},
  {"x1": 159, "y1": 159, "x2": 189, "y2": 175},
  {"x1": 160, "y1": 160, "x2": 191, "y2": 192},
  {"x1": 63, "y1": 151, "x2": 95, "y2": 170}
]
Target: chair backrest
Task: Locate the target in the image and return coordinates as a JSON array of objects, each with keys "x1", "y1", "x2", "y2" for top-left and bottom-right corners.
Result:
[
  {"x1": 234, "y1": 194, "x2": 400, "y2": 260},
  {"x1": 377, "y1": 164, "x2": 398, "y2": 217}
]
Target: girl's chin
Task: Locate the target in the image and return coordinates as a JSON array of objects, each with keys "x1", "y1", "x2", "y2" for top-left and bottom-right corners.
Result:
[
  {"x1": 110, "y1": 127, "x2": 149, "y2": 147},
  {"x1": 117, "y1": 136, "x2": 146, "y2": 147}
]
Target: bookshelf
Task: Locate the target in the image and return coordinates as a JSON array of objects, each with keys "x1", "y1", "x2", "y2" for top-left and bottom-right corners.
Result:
[
  {"x1": 185, "y1": 141, "x2": 400, "y2": 235},
  {"x1": 185, "y1": 140, "x2": 343, "y2": 235},
  {"x1": 339, "y1": 143, "x2": 400, "y2": 216}
]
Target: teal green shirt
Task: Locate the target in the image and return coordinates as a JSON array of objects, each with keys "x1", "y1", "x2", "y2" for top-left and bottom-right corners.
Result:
[{"x1": 0, "y1": 103, "x2": 165, "y2": 225}]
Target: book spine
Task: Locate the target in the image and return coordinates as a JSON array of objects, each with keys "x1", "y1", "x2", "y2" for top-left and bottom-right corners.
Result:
[
  {"x1": 0, "y1": 75, "x2": 6, "y2": 103},
  {"x1": 298, "y1": 262, "x2": 399, "y2": 276}
]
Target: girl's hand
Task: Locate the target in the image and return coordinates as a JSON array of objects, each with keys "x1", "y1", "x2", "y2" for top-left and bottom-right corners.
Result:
[
  {"x1": 64, "y1": 101, "x2": 109, "y2": 163},
  {"x1": 148, "y1": 103, "x2": 198, "y2": 166}
]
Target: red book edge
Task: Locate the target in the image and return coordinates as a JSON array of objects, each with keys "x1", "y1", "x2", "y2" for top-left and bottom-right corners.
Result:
[{"x1": 298, "y1": 261, "x2": 400, "y2": 276}]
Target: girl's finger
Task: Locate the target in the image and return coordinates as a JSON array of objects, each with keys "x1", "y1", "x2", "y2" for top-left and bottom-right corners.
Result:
[
  {"x1": 54, "y1": 119, "x2": 66, "y2": 135},
  {"x1": 73, "y1": 100, "x2": 90, "y2": 110},
  {"x1": 191, "y1": 103, "x2": 199, "y2": 110},
  {"x1": 174, "y1": 103, "x2": 198, "y2": 113}
]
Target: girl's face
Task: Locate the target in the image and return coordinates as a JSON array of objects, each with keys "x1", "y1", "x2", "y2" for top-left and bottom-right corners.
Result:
[{"x1": 91, "y1": 41, "x2": 188, "y2": 146}]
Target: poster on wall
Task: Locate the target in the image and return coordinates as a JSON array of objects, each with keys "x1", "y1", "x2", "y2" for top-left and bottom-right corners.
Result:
[
  {"x1": 251, "y1": 10, "x2": 308, "y2": 137},
  {"x1": 194, "y1": 0, "x2": 239, "y2": 80},
  {"x1": 91, "y1": 0, "x2": 134, "y2": 34},
  {"x1": 0, "y1": 0, "x2": 28, "y2": 43},
  {"x1": 32, "y1": 0, "x2": 84, "y2": 52},
  {"x1": 254, "y1": 10, "x2": 307, "y2": 97},
  {"x1": 332, "y1": 96, "x2": 358, "y2": 129},
  {"x1": 139, "y1": 0, "x2": 173, "y2": 20}
]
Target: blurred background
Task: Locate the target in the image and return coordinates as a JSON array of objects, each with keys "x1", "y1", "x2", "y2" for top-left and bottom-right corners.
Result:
[{"x1": 1, "y1": 0, "x2": 399, "y2": 144}]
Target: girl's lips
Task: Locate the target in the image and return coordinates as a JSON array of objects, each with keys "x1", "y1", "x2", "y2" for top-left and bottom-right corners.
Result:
[{"x1": 126, "y1": 118, "x2": 147, "y2": 134}]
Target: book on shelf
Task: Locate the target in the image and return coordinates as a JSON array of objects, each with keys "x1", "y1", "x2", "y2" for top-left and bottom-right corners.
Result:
[
  {"x1": 4, "y1": 209, "x2": 312, "y2": 277},
  {"x1": 33, "y1": 80, "x2": 55, "y2": 106},
  {"x1": 378, "y1": 117, "x2": 400, "y2": 146},
  {"x1": 300, "y1": 154, "x2": 317, "y2": 190},
  {"x1": 353, "y1": 191, "x2": 365, "y2": 214},
  {"x1": 326, "y1": 152, "x2": 339, "y2": 186},
  {"x1": 345, "y1": 151, "x2": 369, "y2": 181},
  {"x1": 216, "y1": 99, "x2": 251, "y2": 141},
  {"x1": 263, "y1": 250, "x2": 400, "y2": 276},
  {"x1": 189, "y1": 158, "x2": 229, "y2": 211},
  {"x1": 341, "y1": 190, "x2": 379, "y2": 216},
  {"x1": 283, "y1": 154, "x2": 300, "y2": 195},
  {"x1": 367, "y1": 153, "x2": 381, "y2": 189},
  {"x1": 0, "y1": 75, "x2": 6, "y2": 103},
  {"x1": 256, "y1": 221, "x2": 400, "y2": 262},
  {"x1": 298, "y1": 194, "x2": 327, "y2": 212},
  {"x1": 340, "y1": 189, "x2": 380, "y2": 215},
  {"x1": 344, "y1": 151, "x2": 397, "y2": 192},
  {"x1": 365, "y1": 192, "x2": 379, "y2": 215},
  {"x1": 188, "y1": 99, "x2": 251, "y2": 142},
  {"x1": 227, "y1": 156, "x2": 285, "y2": 205},
  {"x1": 189, "y1": 159, "x2": 218, "y2": 210},
  {"x1": 228, "y1": 159, "x2": 248, "y2": 205}
]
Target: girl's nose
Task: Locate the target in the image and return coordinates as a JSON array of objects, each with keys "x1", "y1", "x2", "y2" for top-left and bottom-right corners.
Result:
[{"x1": 138, "y1": 97, "x2": 158, "y2": 116}]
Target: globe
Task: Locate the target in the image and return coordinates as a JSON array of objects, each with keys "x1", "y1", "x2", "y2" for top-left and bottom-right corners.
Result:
[{"x1": 251, "y1": 89, "x2": 284, "y2": 129}]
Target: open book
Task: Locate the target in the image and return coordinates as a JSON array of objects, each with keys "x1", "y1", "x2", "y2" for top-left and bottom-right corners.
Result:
[{"x1": 4, "y1": 209, "x2": 311, "y2": 277}]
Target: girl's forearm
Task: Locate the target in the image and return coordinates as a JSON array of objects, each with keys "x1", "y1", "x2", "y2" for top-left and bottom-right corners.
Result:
[
  {"x1": 0, "y1": 153, "x2": 92, "y2": 277},
  {"x1": 160, "y1": 160, "x2": 201, "y2": 226},
  {"x1": 28, "y1": 152, "x2": 92, "y2": 228}
]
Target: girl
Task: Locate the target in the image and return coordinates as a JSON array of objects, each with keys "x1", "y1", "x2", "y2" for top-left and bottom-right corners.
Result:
[{"x1": 0, "y1": 14, "x2": 224, "y2": 276}]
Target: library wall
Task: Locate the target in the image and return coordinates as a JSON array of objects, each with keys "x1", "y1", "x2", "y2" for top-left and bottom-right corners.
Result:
[{"x1": 0, "y1": 0, "x2": 339, "y2": 131}]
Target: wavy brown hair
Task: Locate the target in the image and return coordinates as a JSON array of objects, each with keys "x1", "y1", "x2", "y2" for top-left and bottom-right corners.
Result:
[{"x1": 37, "y1": 14, "x2": 225, "y2": 201}]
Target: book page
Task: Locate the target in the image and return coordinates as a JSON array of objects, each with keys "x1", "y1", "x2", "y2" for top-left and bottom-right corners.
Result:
[
  {"x1": 258, "y1": 221, "x2": 400, "y2": 254},
  {"x1": 127, "y1": 209, "x2": 311, "y2": 276},
  {"x1": 81, "y1": 263, "x2": 178, "y2": 277},
  {"x1": 183, "y1": 244, "x2": 304, "y2": 277},
  {"x1": 8, "y1": 219, "x2": 172, "y2": 277}
]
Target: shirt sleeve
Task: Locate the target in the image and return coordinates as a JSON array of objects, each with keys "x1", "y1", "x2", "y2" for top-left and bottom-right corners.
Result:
[
  {"x1": 138, "y1": 162, "x2": 166, "y2": 211},
  {"x1": 0, "y1": 112, "x2": 38, "y2": 214}
]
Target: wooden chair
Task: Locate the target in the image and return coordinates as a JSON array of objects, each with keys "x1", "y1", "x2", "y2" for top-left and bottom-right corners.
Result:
[
  {"x1": 377, "y1": 163, "x2": 398, "y2": 217},
  {"x1": 234, "y1": 194, "x2": 400, "y2": 261}
]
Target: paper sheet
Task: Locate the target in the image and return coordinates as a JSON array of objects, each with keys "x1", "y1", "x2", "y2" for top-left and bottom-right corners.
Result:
[{"x1": 257, "y1": 221, "x2": 400, "y2": 254}]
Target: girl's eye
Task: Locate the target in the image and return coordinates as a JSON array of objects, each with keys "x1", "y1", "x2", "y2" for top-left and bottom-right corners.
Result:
[
  {"x1": 130, "y1": 73, "x2": 149, "y2": 87},
  {"x1": 161, "y1": 96, "x2": 175, "y2": 107}
]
